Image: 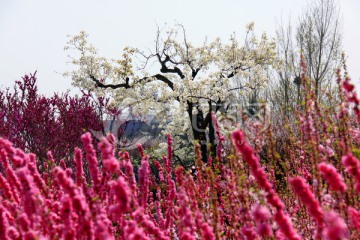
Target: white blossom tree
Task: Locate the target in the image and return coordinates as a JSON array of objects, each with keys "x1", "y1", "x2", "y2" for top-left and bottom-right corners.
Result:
[{"x1": 64, "y1": 24, "x2": 279, "y2": 163}]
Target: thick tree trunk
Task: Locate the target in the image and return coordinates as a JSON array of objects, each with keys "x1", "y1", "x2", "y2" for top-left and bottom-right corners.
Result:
[
  {"x1": 186, "y1": 101, "x2": 217, "y2": 163},
  {"x1": 194, "y1": 109, "x2": 207, "y2": 163},
  {"x1": 208, "y1": 114, "x2": 217, "y2": 160}
]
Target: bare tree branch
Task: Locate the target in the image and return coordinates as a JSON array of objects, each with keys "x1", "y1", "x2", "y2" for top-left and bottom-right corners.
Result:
[{"x1": 89, "y1": 74, "x2": 174, "y2": 91}]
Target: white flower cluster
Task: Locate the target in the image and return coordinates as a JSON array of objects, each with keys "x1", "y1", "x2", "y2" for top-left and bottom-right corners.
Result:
[{"x1": 64, "y1": 24, "x2": 280, "y2": 160}]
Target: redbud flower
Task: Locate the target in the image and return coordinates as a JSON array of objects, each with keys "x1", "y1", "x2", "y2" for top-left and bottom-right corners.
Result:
[
  {"x1": 252, "y1": 204, "x2": 271, "y2": 222},
  {"x1": 138, "y1": 155, "x2": 150, "y2": 209},
  {"x1": 290, "y1": 176, "x2": 323, "y2": 226},
  {"x1": 24, "y1": 230, "x2": 37, "y2": 240},
  {"x1": 256, "y1": 223, "x2": 272, "y2": 237},
  {"x1": 124, "y1": 220, "x2": 150, "y2": 240},
  {"x1": 27, "y1": 154, "x2": 47, "y2": 195},
  {"x1": 16, "y1": 168, "x2": 44, "y2": 222},
  {"x1": 348, "y1": 207, "x2": 360, "y2": 231},
  {"x1": 7, "y1": 227, "x2": 19, "y2": 239},
  {"x1": 137, "y1": 143, "x2": 145, "y2": 157},
  {"x1": 17, "y1": 213, "x2": 30, "y2": 232},
  {"x1": 94, "y1": 207, "x2": 114, "y2": 240},
  {"x1": 121, "y1": 151, "x2": 137, "y2": 194},
  {"x1": 325, "y1": 146, "x2": 334, "y2": 157},
  {"x1": 60, "y1": 159, "x2": 66, "y2": 169},
  {"x1": 343, "y1": 81, "x2": 354, "y2": 92},
  {"x1": 54, "y1": 167, "x2": 94, "y2": 238},
  {"x1": 154, "y1": 160, "x2": 164, "y2": 182},
  {"x1": 322, "y1": 211, "x2": 349, "y2": 240},
  {"x1": 201, "y1": 223, "x2": 215, "y2": 240},
  {"x1": 5, "y1": 166, "x2": 21, "y2": 194},
  {"x1": 274, "y1": 210, "x2": 302, "y2": 240},
  {"x1": 74, "y1": 148, "x2": 85, "y2": 187},
  {"x1": 0, "y1": 206, "x2": 11, "y2": 240},
  {"x1": 342, "y1": 152, "x2": 360, "y2": 194},
  {"x1": 132, "y1": 208, "x2": 169, "y2": 240},
  {"x1": 231, "y1": 130, "x2": 300, "y2": 239},
  {"x1": 109, "y1": 176, "x2": 131, "y2": 215},
  {"x1": 177, "y1": 189, "x2": 196, "y2": 238},
  {"x1": 9, "y1": 150, "x2": 26, "y2": 169},
  {"x1": 60, "y1": 195, "x2": 76, "y2": 240},
  {"x1": 241, "y1": 224, "x2": 257, "y2": 240},
  {"x1": 0, "y1": 174, "x2": 14, "y2": 201},
  {"x1": 251, "y1": 204, "x2": 273, "y2": 237},
  {"x1": 0, "y1": 148, "x2": 10, "y2": 169},
  {"x1": 98, "y1": 136, "x2": 119, "y2": 174},
  {"x1": 81, "y1": 132, "x2": 101, "y2": 190},
  {"x1": 318, "y1": 162, "x2": 347, "y2": 192}
]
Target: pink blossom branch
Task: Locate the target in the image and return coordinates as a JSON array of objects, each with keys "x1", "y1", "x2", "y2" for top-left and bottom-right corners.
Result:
[{"x1": 231, "y1": 129, "x2": 301, "y2": 240}]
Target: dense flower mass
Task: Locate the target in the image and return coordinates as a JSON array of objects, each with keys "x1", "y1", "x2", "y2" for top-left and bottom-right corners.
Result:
[
  {"x1": 1, "y1": 5, "x2": 360, "y2": 237},
  {"x1": 0, "y1": 72, "x2": 104, "y2": 167},
  {"x1": 318, "y1": 162, "x2": 347, "y2": 192},
  {"x1": 1, "y1": 69, "x2": 360, "y2": 239},
  {"x1": 0, "y1": 100, "x2": 359, "y2": 239}
]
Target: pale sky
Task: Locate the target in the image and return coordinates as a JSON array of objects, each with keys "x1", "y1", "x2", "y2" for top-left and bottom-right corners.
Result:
[{"x1": 0, "y1": 0, "x2": 359, "y2": 95}]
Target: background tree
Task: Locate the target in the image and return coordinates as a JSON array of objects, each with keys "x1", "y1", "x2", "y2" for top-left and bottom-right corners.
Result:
[
  {"x1": 0, "y1": 72, "x2": 104, "y2": 171},
  {"x1": 297, "y1": 0, "x2": 342, "y2": 99},
  {"x1": 65, "y1": 24, "x2": 279, "y2": 163},
  {"x1": 271, "y1": 20, "x2": 299, "y2": 121},
  {"x1": 271, "y1": 0, "x2": 342, "y2": 121}
]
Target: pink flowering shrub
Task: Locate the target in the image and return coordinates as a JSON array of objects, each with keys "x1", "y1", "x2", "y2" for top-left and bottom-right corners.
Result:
[
  {"x1": 0, "y1": 72, "x2": 104, "y2": 170},
  {"x1": 0, "y1": 110, "x2": 359, "y2": 239},
  {"x1": 2, "y1": 58, "x2": 360, "y2": 239}
]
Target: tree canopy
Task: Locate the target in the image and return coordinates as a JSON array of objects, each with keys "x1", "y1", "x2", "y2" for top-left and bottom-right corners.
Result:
[{"x1": 65, "y1": 24, "x2": 280, "y2": 162}]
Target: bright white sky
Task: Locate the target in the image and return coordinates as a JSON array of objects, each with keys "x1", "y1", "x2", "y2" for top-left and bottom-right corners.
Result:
[{"x1": 0, "y1": 0, "x2": 359, "y2": 95}]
